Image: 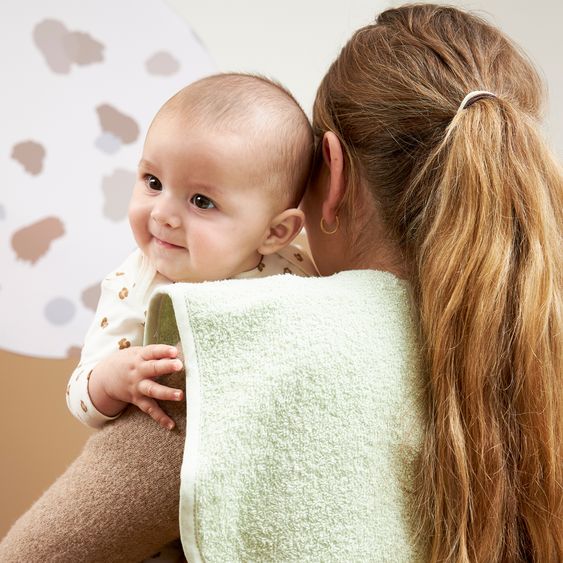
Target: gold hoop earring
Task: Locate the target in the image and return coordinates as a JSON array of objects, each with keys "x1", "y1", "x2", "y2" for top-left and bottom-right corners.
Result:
[{"x1": 320, "y1": 216, "x2": 339, "y2": 235}]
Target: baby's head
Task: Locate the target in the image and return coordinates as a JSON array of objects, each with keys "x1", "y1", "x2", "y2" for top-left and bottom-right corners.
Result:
[{"x1": 129, "y1": 73, "x2": 313, "y2": 282}]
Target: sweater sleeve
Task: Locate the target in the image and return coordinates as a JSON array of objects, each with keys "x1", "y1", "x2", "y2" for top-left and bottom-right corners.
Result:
[{"x1": 66, "y1": 251, "x2": 151, "y2": 429}]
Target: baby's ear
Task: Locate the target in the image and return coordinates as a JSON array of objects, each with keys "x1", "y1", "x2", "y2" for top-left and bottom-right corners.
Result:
[{"x1": 258, "y1": 208, "x2": 305, "y2": 255}]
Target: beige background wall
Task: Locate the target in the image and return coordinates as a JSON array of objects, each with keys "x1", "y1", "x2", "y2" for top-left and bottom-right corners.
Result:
[
  {"x1": 1, "y1": 0, "x2": 561, "y2": 540},
  {"x1": 0, "y1": 352, "x2": 93, "y2": 536}
]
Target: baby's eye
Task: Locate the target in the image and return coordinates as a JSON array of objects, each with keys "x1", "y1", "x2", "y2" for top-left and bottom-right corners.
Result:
[
  {"x1": 191, "y1": 194, "x2": 215, "y2": 210},
  {"x1": 144, "y1": 174, "x2": 162, "y2": 191}
]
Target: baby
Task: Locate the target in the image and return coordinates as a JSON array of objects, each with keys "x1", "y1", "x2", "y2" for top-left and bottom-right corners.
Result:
[
  {"x1": 67, "y1": 73, "x2": 317, "y2": 432},
  {"x1": 0, "y1": 73, "x2": 316, "y2": 563}
]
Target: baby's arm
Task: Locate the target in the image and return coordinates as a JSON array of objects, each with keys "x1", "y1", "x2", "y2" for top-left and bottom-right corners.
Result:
[{"x1": 67, "y1": 251, "x2": 183, "y2": 429}]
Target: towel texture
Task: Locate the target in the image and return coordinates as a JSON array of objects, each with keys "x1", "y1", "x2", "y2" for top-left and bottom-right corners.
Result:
[{"x1": 145, "y1": 269, "x2": 427, "y2": 562}]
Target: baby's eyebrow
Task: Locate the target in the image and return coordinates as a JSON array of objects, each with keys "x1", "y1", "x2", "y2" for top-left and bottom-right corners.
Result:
[
  {"x1": 138, "y1": 158, "x2": 155, "y2": 170},
  {"x1": 192, "y1": 182, "x2": 224, "y2": 197}
]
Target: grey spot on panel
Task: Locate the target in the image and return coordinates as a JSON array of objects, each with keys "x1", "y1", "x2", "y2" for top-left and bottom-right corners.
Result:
[
  {"x1": 11, "y1": 140, "x2": 46, "y2": 175},
  {"x1": 95, "y1": 132, "x2": 122, "y2": 154},
  {"x1": 102, "y1": 169, "x2": 136, "y2": 221},
  {"x1": 45, "y1": 297, "x2": 76, "y2": 325},
  {"x1": 33, "y1": 19, "x2": 71, "y2": 74},
  {"x1": 63, "y1": 31, "x2": 104, "y2": 65},
  {"x1": 145, "y1": 51, "x2": 180, "y2": 76}
]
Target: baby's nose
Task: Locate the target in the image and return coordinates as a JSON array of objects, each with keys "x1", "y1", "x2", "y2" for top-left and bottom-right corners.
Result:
[{"x1": 151, "y1": 207, "x2": 181, "y2": 229}]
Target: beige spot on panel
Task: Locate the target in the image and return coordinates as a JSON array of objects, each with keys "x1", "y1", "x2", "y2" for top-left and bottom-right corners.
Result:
[
  {"x1": 11, "y1": 141, "x2": 46, "y2": 175},
  {"x1": 81, "y1": 282, "x2": 102, "y2": 311},
  {"x1": 33, "y1": 19, "x2": 71, "y2": 74},
  {"x1": 115, "y1": 272, "x2": 125, "y2": 276},
  {"x1": 118, "y1": 338, "x2": 131, "y2": 350},
  {"x1": 11, "y1": 216, "x2": 65, "y2": 264},
  {"x1": 102, "y1": 169, "x2": 136, "y2": 221},
  {"x1": 33, "y1": 19, "x2": 104, "y2": 74},
  {"x1": 145, "y1": 51, "x2": 180, "y2": 76},
  {"x1": 100, "y1": 317, "x2": 108, "y2": 329},
  {"x1": 66, "y1": 346, "x2": 82, "y2": 359},
  {"x1": 118, "y1": 287, "x2": 129, "y2": 300},
  {"x1": 96, "y1": 105, "x2": 139, "y2": 144},
  {"x1": 62, "y1": 31, "x2": 104, "y2": 66}
]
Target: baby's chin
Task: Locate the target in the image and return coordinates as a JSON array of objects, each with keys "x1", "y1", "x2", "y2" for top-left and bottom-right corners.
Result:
[{"x1": 161, "y1": 269, "x2": 228, "y2": 284}]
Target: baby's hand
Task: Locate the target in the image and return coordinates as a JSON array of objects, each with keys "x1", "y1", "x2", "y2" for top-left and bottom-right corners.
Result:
[{"x1": 90, "y1": 344, "x2": 184, "y2": 430}]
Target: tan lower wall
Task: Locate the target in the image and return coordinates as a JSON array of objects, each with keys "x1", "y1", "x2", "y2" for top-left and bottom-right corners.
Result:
[{"x1": 0, "y1": 350, "x2": 93, "y2": 539}]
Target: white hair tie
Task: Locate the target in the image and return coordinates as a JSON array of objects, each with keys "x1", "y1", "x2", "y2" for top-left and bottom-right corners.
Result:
[{"x1": 458, "y1": 90, "x2": 497, "y2": 111}]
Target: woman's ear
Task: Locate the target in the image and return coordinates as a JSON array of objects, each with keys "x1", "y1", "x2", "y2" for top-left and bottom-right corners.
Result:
[
  {"x1": 258, "y1": 208, "x2": 305, "y2": 255},
  {"x1": 321, "y1": 131, "x2": 346, "y2": 226}
]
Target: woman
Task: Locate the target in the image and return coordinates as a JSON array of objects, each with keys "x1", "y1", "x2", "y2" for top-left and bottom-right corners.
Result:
[
  {"x1": 1, "y1": 4, "x2": 560, "y2": 562},
  {"x1": 304, "y1": 4, "x2": 561, "y2": 561}
]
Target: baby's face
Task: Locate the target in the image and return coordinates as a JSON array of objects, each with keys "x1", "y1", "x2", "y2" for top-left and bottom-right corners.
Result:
[{"x1": 128, "y1": 115, "x2": 279, "y2": 282}]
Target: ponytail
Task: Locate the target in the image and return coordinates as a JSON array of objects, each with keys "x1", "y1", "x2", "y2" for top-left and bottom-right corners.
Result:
[{"x1": 411, "y1": 97, "x2": 562, "y2": 562}]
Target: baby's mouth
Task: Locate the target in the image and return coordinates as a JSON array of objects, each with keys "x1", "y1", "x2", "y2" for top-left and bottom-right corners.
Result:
[{"x1": 154, "y1": 236, "x2": 183, "y2": 250}]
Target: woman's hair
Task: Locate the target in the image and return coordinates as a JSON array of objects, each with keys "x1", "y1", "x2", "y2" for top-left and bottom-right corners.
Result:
[{"x1": 313, "y1": 4, "x2": 562, "y2": 561}]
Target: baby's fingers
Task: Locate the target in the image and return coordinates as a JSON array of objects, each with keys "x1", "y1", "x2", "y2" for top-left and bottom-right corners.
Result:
[
  {"x1": 137, "y1": 378, "x2": 184, "y2": 402},
  {"x1": 142, "y1": 344, "x2": 179, "y2": 361},
  {"x1": 136, "y1": 397, "x2": 176, "y2": 430},
  {"x1": 143, "y1": 357, "x2": 184, "y2": 379}
]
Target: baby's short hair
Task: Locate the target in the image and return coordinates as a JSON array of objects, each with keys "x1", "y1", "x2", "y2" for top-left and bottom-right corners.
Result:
[{"x1": 158, "y1": 73, "x2": 314, "y2": 207}]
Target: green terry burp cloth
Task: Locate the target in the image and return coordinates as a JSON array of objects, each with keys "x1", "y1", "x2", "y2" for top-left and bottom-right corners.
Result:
[{"x1": 145, "y1": 270, "x2": 427, "y2": 562}]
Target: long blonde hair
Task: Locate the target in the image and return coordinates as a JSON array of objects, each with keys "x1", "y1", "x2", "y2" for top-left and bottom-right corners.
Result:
[{"x1": 313, "y1": 4, "x2": 562, "y2": 561}]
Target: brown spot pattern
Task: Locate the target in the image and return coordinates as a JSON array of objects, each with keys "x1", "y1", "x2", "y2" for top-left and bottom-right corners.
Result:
[
  {"x1": 11, "y1": 140, "x2": 46, "y2": 175},
  {"x1": 257, "y1": 262, "x2": 265, "y2": 272},
  {"x1": 11, "y1": 216, "x2": 65, "y2": 264},
  {"x1": 294, "y1": 252, "x2": 303, "y2": 262},
  {"x1": 80, "y1": 400, "x2": 88, "y2": 412},
  {"x1": 81, "y1": 282, "x2": 102, "y2": 311},
  {"x1": 118, "y1": 287, "x2": 129, "y2": 300},
  {"x1": 96, "y1": 104, "x2": 139, "y2": 144},
  {"x1": 102, "y1": 169, "x2": 136, "y2": 221},
  {"x1": 66, "y1": 346, "x2": 82, "y2": 359},
  {"x1": 145, "y1": 51, "x2": 180, "y2": 76},
  {"x1": 63, "y1": 31, "x2": 104, "y2": 65},
  {"x1": 100, "y1": 317, "x2": 108, "y2": 328},
  {"x1": 283, "y1": 267, "x2": 292, "y2": 274},
  {"x1": 33, "y1": 19, "x2": 104, "y2": 74},
  {"x1": 118, "y1": 338, "x2": 131, "y2": 350}
]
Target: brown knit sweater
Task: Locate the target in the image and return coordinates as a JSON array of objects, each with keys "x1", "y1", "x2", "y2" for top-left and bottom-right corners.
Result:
[{"x1": 0, "y1": 371, "x2": 186, "y2": 563}]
